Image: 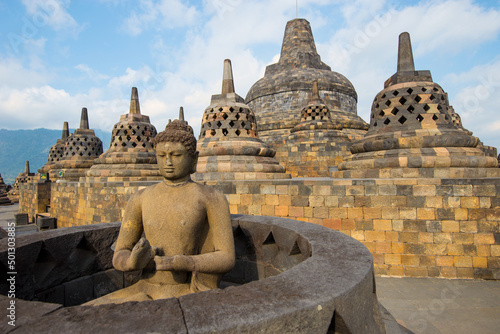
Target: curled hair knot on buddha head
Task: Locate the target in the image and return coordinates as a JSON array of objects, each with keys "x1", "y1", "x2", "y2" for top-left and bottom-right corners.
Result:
[{"x1": 154, "y1": 119, "x2": 197, "y2": 158}]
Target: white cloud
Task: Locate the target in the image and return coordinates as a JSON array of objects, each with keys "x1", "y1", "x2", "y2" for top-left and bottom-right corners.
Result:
[
  {"x1": 21, "y1": 0, "x2": 80, "y2": 33},
  {"x1": 447, "y1": 59, "x2": 500, "y2": 149},
  {"x1": 75, "y1": 64, "x2": 109, "y2": 82},
  {"x1": 0, "y1": 57, "x2": 50, "y2": 89},
  {"x1": 121, "y1": 0, "x2": 200, "y2": 36}
]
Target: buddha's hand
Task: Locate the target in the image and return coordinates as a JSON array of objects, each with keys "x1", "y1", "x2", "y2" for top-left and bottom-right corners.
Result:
[
  {"x1": 154, "y1": 255, "x2": 195, "y2": 271},
  {"x1": 128, "y1": 237, "x2": 156, "y2": 270}
]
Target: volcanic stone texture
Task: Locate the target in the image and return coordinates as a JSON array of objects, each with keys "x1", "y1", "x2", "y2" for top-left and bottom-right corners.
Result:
[
  {"x1": 246, "y1": 18, "x2": 368, "y2": 176},
  {"x1": 84, "y1": 87, "x2": 161, "y2": 182},
  {"x1": 0, "y1": 215, "x2": 390, "y2": 333},
  {"x1": 194, "y1": 59, "x2": 290, "y2": 181},
  {"x1": 334, "y1": 32, "x2": 500, "y2": 179}
]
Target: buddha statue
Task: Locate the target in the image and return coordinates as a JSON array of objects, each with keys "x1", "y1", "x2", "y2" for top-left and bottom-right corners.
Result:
[{"x1": 86, "y1": 114, "x2": 235, "y2": 305}]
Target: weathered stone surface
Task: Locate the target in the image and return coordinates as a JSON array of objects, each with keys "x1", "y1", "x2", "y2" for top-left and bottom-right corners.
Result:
[
  {"x1": 335, "y1": 32, "x2": 499, "y2": 179},
  {"x1": 84, "y1": 87, "x2": 161, "y2": 182},
  {"x1": 13, "y1": 298, "x2": 187, "y2": 334},
  {"x1": 0, "y1": 295, "x2": 62, "y2": 333},
  {"x1": 0, "y1": 215, "x2": 393, "y2": 333},
  {"x1": 194, "y1": 59, "x2": 290, "y2": 181}
]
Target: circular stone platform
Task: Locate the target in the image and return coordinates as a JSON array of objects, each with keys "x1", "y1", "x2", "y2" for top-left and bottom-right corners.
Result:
[{"x1": 0, "y1": 215, "x2": 403, "y2": 333}]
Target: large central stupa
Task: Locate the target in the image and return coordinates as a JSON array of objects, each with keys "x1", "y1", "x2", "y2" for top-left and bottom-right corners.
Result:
[{"x1": 246, "y1": 18, "x2": 367, "y2": 145}]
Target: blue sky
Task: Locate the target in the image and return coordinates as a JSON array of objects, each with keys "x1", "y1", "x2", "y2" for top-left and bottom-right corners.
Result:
[{"x1": 1, "y1": 0, "x2": 500, "y2": 151}]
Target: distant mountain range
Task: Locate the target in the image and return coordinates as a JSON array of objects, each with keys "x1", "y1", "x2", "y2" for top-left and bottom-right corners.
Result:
[{"x1": 0, "y1": 129, "x2": 111, "y2": 185}]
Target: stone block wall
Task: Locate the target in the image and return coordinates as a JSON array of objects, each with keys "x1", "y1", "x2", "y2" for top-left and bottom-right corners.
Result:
[
  {"x1": 20, "y1": 176, "x2": 500, "y2": 279},
  {"x1": 206, "y1": 178, "x2": 500, "y2": 280},
  {"x1": 19, "y1": 180, "x2": 51, "y2": 223},
  {"x1": 49, "y1": 181, "x2": 154, "y2": 227}
]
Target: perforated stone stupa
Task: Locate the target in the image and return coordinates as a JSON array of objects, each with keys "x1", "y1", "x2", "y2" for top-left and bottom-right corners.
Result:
[
  {"x1": 284, "y1": 81, "x2": 352, "y2": 177},
  {"x1": 246, "y1": 19, "x2": 368, "y2": 143},
  {"x1": 8, "y1": 161, "x2": 35, "y2": 203},
  {"x1": 0, "y1": 173, "x2": 13, "y2": 206},
  {"x1": 333, "y1": 32, "x2": 500, "y2": 179},
  {"x1": 245, "y1": 18, "x2": 368, "y2": 176},
  {"x1": 194, "y1": 59, "x2": 290, "y2": 181},
  {"x1": 39, "y1": 122, "x2": 70, "y2": 177},
  {"x1": 84, "y1": 87, "x2": 160, "y2": 182},
  {"x1": 52, "y1": 108, "x2": 103, "y2": 181}
]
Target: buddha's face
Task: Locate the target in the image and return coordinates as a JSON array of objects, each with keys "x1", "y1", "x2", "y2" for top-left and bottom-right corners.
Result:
[{"x1": 156, "y1": 142, "x2": 197, "y2": 182}]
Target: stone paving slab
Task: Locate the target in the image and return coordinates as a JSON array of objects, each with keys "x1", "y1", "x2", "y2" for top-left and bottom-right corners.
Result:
[{"x1": 376, "y1": 276, "x2": 500, "y2": 334}]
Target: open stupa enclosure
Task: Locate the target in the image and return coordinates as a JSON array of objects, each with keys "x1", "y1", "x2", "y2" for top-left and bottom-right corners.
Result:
[{"x1": 18, "y1": 19, "x2": 500, "y2": 280}]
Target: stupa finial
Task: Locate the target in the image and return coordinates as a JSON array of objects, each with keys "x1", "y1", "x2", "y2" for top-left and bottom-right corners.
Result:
[
  {"x1": 179, "y1": 106, "x2": 185, "y2": 121},
  {"x1": 62, "y1": 121, "x2": 69, "y2": 140},
  {"x1": 221, "y1": 59, "x2": 235, "y2": 94},
  {"x1": 129, "y1": 87, "x2": 141, "y2": 115},
  {"x1": 24, "y1": 160, "x2": 30, "y2": 174},
  {"x1": 312, "y1": 81, "x2": 320, "y2": 100},
  {"x1": 397, "y1": 32, "x2": 415, "y2": 73},
  {"x1": 80, "y1": 107, "x2": 89, "y2": 130}
]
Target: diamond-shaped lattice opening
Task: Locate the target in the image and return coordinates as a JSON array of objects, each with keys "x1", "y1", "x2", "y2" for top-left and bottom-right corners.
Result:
[
  {"x1": 121, "y1": 142, "x2": 127, "y2": 147},
  {"x1": 235, "y1": 129, "x2": 241, "y2": 136},
  {"x1": 218, "y1": 107, "x2": 223, "y2": 112},
  {"x1": 373, "y1": 121, "x2": 378, "y2": 127},
  {"x1": 437, "y1": 105, "x2": 442, "y2": 111},
  {"x1": 241, "y1": 121, "x2": 246, "y2": 128},
  {"x1": 433, "y1": 87, "x2": 439, "y2": 92},
  {"x1": 68, "y1": 237, "x2": 98, "y2": 274},
  {"x1": 132, "y1": 142, "x2": 137, "y2": 147},
  {"x1": 228, "y1": 120, "x2": 235, "y2": 128},
  {"x1": 33, "y1": 245, "x2": 57, "y2": 283},
  {"x1": 407, "y1": 105, "x2": 415, "y2": 113},
  {"x1": 423, "y1": 104, "x2": 430, "y2": 112},
  {"x1": 210, "y1": 114, "x2": 217, "y2": 121},
  {"x1": 391, "y1": 108, "x2": 399, "y2": 115},
  {"x1": 381, "y1": 94, "x2": 386, "y2": 99},
  {"x1": 128, "y1": 125, "x2": 132, "y2": 129},
  {"x1": 120, "y1": 125, "x2": 124, "y2": 129},
  {"x1": 378, "y1": 110, "x2": 385, "y2": 117},
  {"x1": 235, "y1": 113, "x2": 240, "y2": 120},
  {"x1": 229, "y1": 107, "x2": 234, "y2": 112},
  {"x1": 141, "y1": 130, "x2": 145, "y2": 136},
  {"x1": 415, "y1": 95, "x2": 422, "y2": 103},
  {"x1": 444, "y1": 115, "x2": 449, "y2": 121},
  {"x1": 399, "y1": 97, "x2": 407, "y2": 105},
  {"x1": 127, "y1": 136, "x2": 131, "y2": 141},
  {"x1": 375, "y1": 103, "x2": 379, "y2": 109},
  {"x1": 398, "y1": 116, "x2": 407, "y2": 124},
  {"x1": 383, "y1": 118, "x2": 391, "y2": 125},
  {"x1": 216, "y1": 121, "x2": 222, "y2": 128},
  {"x1": 79, "y1": 151, "x2": 84, "y2": 156},
  {"x1": 132, "y1": 129, "x2": 136, "y2": 135},
  {"x1": 432, "y1": 114, "x2": 439, "y2": 121},
  {"x1": 392, "y1": 90, "x2": 399, "y2": 96},
  {"x1": 430, "y1": 95, "x2": 436, "y2": 101},
  {"x1": 222, "y1": 113, "x2": 229, "y2": 120},
  {"x1": 222, "y1": 128, "x2": 228, "y2": 136},
  {"x1": 385, "y1": 100, "x2": 391, "y2": 106},
  {"x1": 417, "y1": 114, "x2": 424, "y2": 122},
  {"x1": 137, "y1": 136, "x2": 142, "y2": 141},
  {"x1": 421, "y1": 87, "x2": 427, "y2": 92},
  {"x1": 407, "y1": 88, "x2": 413, "y2": 94},
  {"x1": 262, "y1": 232, "x2": 276, "y2": 245},
  {"x1": 210, "y1": 130, "x2": 216, "y2": 136}
]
